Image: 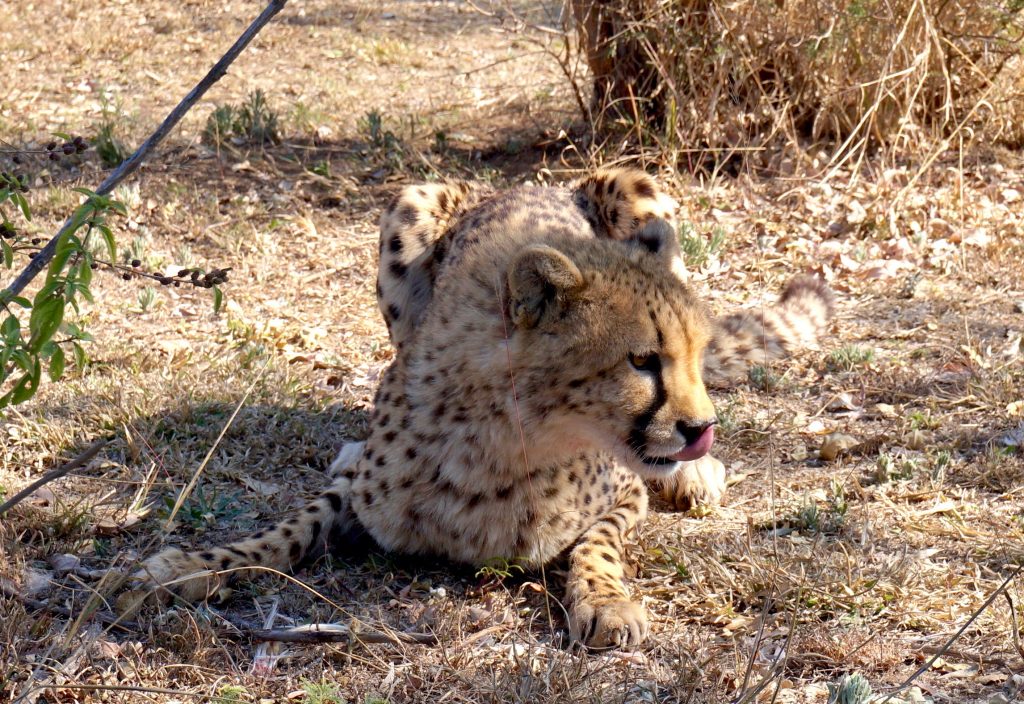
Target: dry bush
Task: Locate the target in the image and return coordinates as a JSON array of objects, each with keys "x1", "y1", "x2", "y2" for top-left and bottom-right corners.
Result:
[{"x1": 570, "y1": 0, "x2": 1024, "y2": 162}]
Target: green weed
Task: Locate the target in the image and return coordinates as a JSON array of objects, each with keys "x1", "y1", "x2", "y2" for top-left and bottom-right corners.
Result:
[{"x1": 678, "y1": 222, "x2": 725, "y2": 268}]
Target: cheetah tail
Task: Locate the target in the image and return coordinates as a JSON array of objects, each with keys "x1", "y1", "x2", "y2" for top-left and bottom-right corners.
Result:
[
  {"x1": 703, "y1": 276, "x2": 834, "y2": 387},
  {"x1": 572, "y1": 167, "x2": 679, "y2": 241},
  {"x1": 136, "y1": 481, "x2": 354, "y2": 602}
]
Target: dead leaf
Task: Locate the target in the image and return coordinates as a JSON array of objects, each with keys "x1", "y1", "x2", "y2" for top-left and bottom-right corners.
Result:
[
  {"x1": 93, "y1": 510, "x2": 146, "y2": 536},
  {"x1": 826, "y1": 392, "x2": 861, "y2": 412},
  {"x1": 819, "y1": 432, "x2": 858, "y2": 461},
  {"x1": 91, "y1": 639, "x2": 123, "y2": 659},
  {"x1": 240, "y1": 476, "x2": 282, "y2": 496}
]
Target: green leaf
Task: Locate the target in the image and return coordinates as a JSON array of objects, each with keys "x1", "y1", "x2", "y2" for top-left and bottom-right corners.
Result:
[
  {"x1": 71, "y1": 281, "x2": 93, "y2": 304},
  {"x1": 3, "y1": 364, "x2": 40, "y2": 406},
  {"x1": 11, "y1": 348, "x2": 33, "y2": 371},
  {"x1": 1, "y1": 314, "x2": 19, "y2": 343},
  {"x1": 15, "y1": 359, "x2": 41, "y2": 404},
  {"x1": 97, "y1": 223, "x2": 116, "y2": 260},
  {"x1": 107, "y1": 200, "x2": 128, "y2": 217},
  {"x1": 72, "y1": 342, "x2": 88, "y2": 371},
  {"x1": 48, "y1": 243, "x2": 76, "y2": 276},
  {"x1": 9, "y1": 296, "x2": 31, "y2": 308},
  {"x1": 48, "y1": 345, "x2": 65, "y2": 381},
  {"x1": 28, "y1": 295, "x2": 64, "y2": 353},
  {"x1": 0, "y1": 377, "x2": 27, "y2": 409},
  {"x1": 53, "y1": 131, "x2": 72, "y2": 141},
  {"x1": 72, "y1": 187, "x2": 97, "y2": 198},
  {"x1": 11, "y1": 191, "x2": 31, "y2": 220},
  {"x1": 0, "y1": 187, "x2": 11, "y2": 204},
  {"x1": 64, "y1": 322, "x2": 94, "y2": 342},
  {"x1": 78, "y1": 256, "x2": 93, "y2": 288},
  {"x1": 46, "y1": 206, "x2": 92, "y2": 279},
  {"x1": 1, "y1": 239, "x2": 12, "y2": 268},
  {"x1": 213, "y1": 286, "x2": 224, "y2": 314}
]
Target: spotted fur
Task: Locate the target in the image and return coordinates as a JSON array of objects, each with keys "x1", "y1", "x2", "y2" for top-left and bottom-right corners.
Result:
[{"x1": 139, "y1": 169, "x2": 832, "y2": 649}]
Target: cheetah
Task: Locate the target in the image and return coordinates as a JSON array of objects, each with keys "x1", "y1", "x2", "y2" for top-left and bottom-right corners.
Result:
[{"x1": 139, "y1": 169, "x2": 833, "y2": 648}]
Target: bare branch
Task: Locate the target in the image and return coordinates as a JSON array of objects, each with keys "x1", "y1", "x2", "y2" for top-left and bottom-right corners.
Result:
[
  {"x1": 0, "y1": 437, "x2": 110, "y2": 516},
  {"x1": 0, "y1": 579, "x2": 138, "y2": 631},
  {"x1": 0, "y1": 0, "x2": 289, "y2": 303},
  {"x1": 248, "y1": 623, "x2": 437, "y2": 646}
]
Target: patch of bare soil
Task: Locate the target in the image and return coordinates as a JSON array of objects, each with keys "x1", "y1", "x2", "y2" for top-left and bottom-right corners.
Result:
[{"x1": 1, "y1": 1, "x2": 1023, "y2": 703}]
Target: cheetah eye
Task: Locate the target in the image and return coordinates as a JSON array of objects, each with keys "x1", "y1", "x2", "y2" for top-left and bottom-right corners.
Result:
[{"x1": 629, "y1": 352, "x2": 660, "y2": 371}]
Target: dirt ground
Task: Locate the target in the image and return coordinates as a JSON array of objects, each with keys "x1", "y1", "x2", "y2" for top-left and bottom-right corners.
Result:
[{"x1": 2, "y1": 1, "x2": 1023, "y2": 702}]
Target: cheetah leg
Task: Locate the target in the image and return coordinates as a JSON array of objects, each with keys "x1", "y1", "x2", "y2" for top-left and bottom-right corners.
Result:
[
  {"x1": 136, "y1": 477, "x2": 356, "y2": 601},
  {"x1": 656, "y1": 454, "x2": 726, "y2": 511},
  {"x1": 565, "y1": 476, "x2": 650, "y2": 648}
]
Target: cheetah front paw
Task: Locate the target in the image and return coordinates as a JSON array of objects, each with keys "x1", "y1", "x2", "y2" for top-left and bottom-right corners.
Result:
[
  {"x1": 328, "y1": 441, "x2": 365, "y2": 479},
  {"x1": 659, "y1": 454, "x2": 726, "y2": 511},
  {"x1": 133, "y1": 548, "x2": 222, "y2": 602},
  {"x1": 569, "y1": 596, "x2": 649, "y2": 648}
]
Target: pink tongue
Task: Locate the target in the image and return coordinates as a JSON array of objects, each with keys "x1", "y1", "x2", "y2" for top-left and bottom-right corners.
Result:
[{"x1": 668, "y1": 425, "x2": 715, "y2": 462}]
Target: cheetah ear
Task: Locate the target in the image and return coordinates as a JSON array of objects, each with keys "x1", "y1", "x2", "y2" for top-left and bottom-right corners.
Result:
[
  {"x1": 633, "y1": 217, "x2": 678, "y2": 258},
  {"x1": 508, "y1": 245, "x2": 584, "y2": 329},
  {"x1": 630, "y1": 216, "x2": 688, "y2": 281}
]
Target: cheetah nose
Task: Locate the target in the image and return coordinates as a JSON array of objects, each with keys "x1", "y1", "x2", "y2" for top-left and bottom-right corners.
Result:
[
  {"x1": 677, "y1": 419, "x2": 716, "y2": 445},
  {"x1": 669, "y1": 419, "x2": 716, "y2": 461}
]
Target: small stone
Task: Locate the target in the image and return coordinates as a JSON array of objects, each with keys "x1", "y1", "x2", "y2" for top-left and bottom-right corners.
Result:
[
  {"x1": 871, "y1": 403, "x2": 898, "y2": 418},
  {"x1": 928, "y1": 217, "x2": 952, "y2": 237},
  {"x1": 49, "y1": 553, "x2": 81, "y2": 576}
]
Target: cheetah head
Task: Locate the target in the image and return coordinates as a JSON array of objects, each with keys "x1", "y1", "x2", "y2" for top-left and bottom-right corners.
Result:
[{"x1": 506, "y1": 220, "x2": 717, "y2": 480}]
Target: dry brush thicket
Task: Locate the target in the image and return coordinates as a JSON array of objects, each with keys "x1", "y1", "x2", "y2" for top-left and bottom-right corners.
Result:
[{"x1": 571, "y1": 0, "x2": 1024, "y2": 161}]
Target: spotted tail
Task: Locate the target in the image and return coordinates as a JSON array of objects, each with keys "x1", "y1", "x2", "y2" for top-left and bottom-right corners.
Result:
[
  {"x1": 703, "y1": 276, "x2": 834, "y2": 386},
  {"x1": 136, "y1": 479, "x2": 356, "y2": 601}
]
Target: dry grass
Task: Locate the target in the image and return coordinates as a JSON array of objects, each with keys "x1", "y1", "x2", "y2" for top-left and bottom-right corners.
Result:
[
  {"x1": 570, "y1": 0, "x2": 1024, "y2": 169},
  {"x1": 2, "y1": 1, "x2": 1024, "y2": 702}
]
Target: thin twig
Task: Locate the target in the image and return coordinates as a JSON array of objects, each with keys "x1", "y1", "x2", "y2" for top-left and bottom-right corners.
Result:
[
  {"x1": 0, "y1": 0, "x2": 289, "y2": 302},
  {"x1": 247, "y1": 623, "x2": 436, "y2": 646},
  {"x1": 0, "y1": 437, "x2": 110, "y2": 516},
  {"x1": 17, "y1": 683, "x2": 209, "y2": 700},
  {"x1": 0, "y1": 579, "x2": 137, "y2": 631}
]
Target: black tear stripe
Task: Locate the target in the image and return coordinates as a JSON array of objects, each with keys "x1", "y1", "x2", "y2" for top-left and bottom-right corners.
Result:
[{"x1": 627, "y1": 348, "x2": 666, "y2": 457}]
